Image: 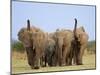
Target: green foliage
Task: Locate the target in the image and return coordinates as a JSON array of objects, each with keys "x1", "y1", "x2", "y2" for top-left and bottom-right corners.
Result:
[
  {"x1": 87, "y1": 40, "x2": 96, "y2": 53},
  {"x1": 12, "y1": 39, "x2": 25, "y2": 52}
]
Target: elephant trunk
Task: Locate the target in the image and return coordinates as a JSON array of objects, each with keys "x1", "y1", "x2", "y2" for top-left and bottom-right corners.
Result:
[
  {"x1": 27, "y1": 19, "x2": 30, "y2": 31},
  {"x1": 56, "y1": 37, "x2": 63, "y2": 66},
  {"x1": 73, "y1": 18, "x2": 77, "y2": 39}
]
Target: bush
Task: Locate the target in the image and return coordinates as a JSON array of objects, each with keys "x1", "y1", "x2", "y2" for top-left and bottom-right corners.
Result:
[
  {"x1": 87, "y1": 40, "x2": 96, "y2": 54},
  {"x1": 12, "y1": 40, "x2": 25, "y2": 52}
]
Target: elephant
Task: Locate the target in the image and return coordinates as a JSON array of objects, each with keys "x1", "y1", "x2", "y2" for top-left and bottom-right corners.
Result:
[
  {"x1": 70, "y1": 18, "x2": 89, "y2": 65},
  {"x1": 18, "y1": 19, "x2": 42, "y2": 69},
  {"x1": 18, "y1": 20, "x2": 56, "y2": 68},
  {"x1": 53, "y1": 29, "x2": 74, "y2": 66},
  {"x1": 44, "y1": 36, "x2": 56, "y2": 67}
]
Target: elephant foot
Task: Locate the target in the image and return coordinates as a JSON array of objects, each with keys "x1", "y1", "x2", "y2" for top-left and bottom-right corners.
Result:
[
  {"x1": 41, "y1": 65, "x2": 46, "y2": 67},
  {"x1": 62, "y1": 63, "x2": 66, "y2": 66},
  {"x1": 66, "y1": 63, "x2": 72, "y2": 66},
  {"x1": 34, "y1": 66, "x2": 40, "y2": 69},
  {"x1": 59, "y1": 63, "x2": 62, "y2": 66},
  {"x1": 69, "y1": 63, "x2": 72, "y2": 66},
  {"x1": 77, "y1": 62, "x2": 83, "y2": 65},
  {"x1": 31, "y1": 66, "x2": 34, "y2": 69}
]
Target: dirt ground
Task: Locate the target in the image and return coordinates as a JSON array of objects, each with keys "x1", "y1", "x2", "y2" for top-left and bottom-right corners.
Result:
[{"x1": 12, "y1": 51, "x2": 96, "y2": 74}]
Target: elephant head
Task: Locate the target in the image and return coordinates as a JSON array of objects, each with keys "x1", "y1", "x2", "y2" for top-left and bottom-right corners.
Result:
[{"x1": 18, "y1": 20, "x2": 41, "y2": 47}]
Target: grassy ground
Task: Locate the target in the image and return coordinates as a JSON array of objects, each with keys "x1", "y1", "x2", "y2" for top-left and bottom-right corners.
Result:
[{"x1": 12, "y1": 51, "x2": 96, "y2": 74}]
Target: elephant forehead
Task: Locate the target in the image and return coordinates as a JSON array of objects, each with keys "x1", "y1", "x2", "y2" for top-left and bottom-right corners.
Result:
[{"x1": 32, "y1": 32, "x2": 45, "y2": 39}]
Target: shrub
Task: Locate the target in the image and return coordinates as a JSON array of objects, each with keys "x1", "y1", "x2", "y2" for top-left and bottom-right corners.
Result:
[{"x1": 12, "y1": 40, "x2": 25, "y2": 52}]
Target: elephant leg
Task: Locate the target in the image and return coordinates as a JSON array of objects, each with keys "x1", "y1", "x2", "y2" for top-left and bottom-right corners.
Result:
[
  {"x1": 40, "y1": 56, "x2": 43, "y2": 67},
  {"x1": 34, "y1": 49, "x2": 41, "y2": 69},
  {"x1": 51, "y1": 52, "x2": 57, "y2": 66},
  {"x1": 62, "y1": 46, "x2": 70, "y2": 66},
  {"x1": 48, "y1": 57, "x2": 52, "y2": 66},
  {"x1": 51, "y1": 51, "x2": 56, "y2": 66},
  {"x1": 25, "y1": 47, "x2": 34, "y2": 69},
  {"x1": 55, "y1": 49, "x2": 59, "y2": 66},
  {"x1": 40, "y1": 54, "x2": 46, "y2": 67},
  {"x1": 73, "y1": 44, "x2": 79, "y2": 65},
  {"x1": 72, "y1": 40, "x2": 80, "y2": 65},
  {"x1": 43, "y1": 54, "x2": 47, "y2": 67},
  {"x1": 56, "y1": 44, "x2": 62, "y2": 66},
  {"x1": 67, "y1": 51, "x2": 73, "y2": 65},
  {"x1": 44, "y1": 55, "x2": 47, "y2": 67},
  {"x1": 58, "y1": 47, "x2": 63, "y2": 66},
  {"x1": 68, "y1": 45, "x2": 74, "y2": 65},
  {"x1": 77, "y1": 45, "x2": 85, "y2": 65},
  {"x1": 34, "y1": 56, "x2": 40, "y2": 69}
]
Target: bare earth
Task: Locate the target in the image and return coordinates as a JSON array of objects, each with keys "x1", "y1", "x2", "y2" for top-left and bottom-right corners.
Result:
[{"x1": 12, "y1": 52, "x2": 96, "y2": 74}]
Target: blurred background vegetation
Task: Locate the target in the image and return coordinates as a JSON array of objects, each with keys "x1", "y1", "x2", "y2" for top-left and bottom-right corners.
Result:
[
  {"x1": 12, "y1": 39, "x2": 25, "y2": 53},
  {"x1": 87, "y1": 40, "x2": 96, "y2": 54}
]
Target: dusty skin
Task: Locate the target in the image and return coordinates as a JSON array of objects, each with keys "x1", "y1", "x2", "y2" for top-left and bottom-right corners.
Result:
[{"x1": 12, "y1": 51, "x2": 96, "y2": 74}]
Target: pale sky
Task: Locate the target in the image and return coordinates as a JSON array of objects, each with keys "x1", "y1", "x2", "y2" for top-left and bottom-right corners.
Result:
[{"x1": 12, "y1": 1, "x2": 96, "y2": 41}]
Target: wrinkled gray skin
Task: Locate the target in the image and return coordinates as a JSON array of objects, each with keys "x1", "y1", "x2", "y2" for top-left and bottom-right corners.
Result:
[
  {"x1": 18, "y1": 20, "x2": 42, "y2": 69},
  {"x1": 53, "y1": 29, "x2": 74, "y2": 66}
]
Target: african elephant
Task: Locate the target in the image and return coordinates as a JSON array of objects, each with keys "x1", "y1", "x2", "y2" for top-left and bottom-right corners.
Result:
[
  {"x1": 53, "y1": 29, "x2": 74, "y2": 66},
  {"x1": 44, "y1": 36, "x2": 56, "y2": 67},
  {"x1": 18, "y1": 20, "x2": 42, "y2": 69},
  {"x1": 72, "y1": 18, "x2": 89, "y2": 65}
]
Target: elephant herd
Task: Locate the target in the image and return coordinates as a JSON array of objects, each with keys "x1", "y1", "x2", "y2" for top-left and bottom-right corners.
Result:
[{"x1": 18, "y1": 18, "x2": 88, "y2": 69}]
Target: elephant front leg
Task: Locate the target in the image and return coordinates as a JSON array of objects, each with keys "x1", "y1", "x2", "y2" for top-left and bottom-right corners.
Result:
[
  {"x1": 67, "y1": 48, "x2": 74, "y2": 65},
  {"x1": 34, "y1": 56, "x2": 40, "y2": 69},
  {"x1": 40, "y1": 55, "x2": 47, "y2": 67},
  {"x1": 77, "y1": 45, "x2": 85, "y2": 65},
  {"x1": 62, "y1": 46, "x2": 70, "y2": 66},
  {"x1": 34, "y1": 50, "x2": 41, "y2": 69},
  {"x1": 25, "y1": 47, "x2": 34, "y2": 69},
  {"x1": 58, "y1": 47, "x2": 63, "y2": 66}
]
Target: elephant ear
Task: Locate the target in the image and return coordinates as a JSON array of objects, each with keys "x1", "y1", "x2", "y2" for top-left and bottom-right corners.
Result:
[
  {"x1": 27, "y1": 19, "x2": 30, "y2": 31},
  {"x1": 77, "y1": 34, "x2": 81, "y2": 42},
  {"x1": 29, "y1": 31, "x2": 33, "y2": 39},
  {"x1": 79, "y1": 26, "x2": 85, "y2": 32},
  {"x1": 81, "y1": 26, "x2": 85, "y2": 32}
]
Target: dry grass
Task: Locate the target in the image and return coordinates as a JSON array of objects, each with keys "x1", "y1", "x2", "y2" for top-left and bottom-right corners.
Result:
[{"x1": 12, "y1": 51, "x2": 96, "y2": 74}]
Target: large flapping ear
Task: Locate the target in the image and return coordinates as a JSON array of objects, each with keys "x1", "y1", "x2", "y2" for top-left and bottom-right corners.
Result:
[{"x1": 27, "y1": 19, "x2": 30, "y2": 31}]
